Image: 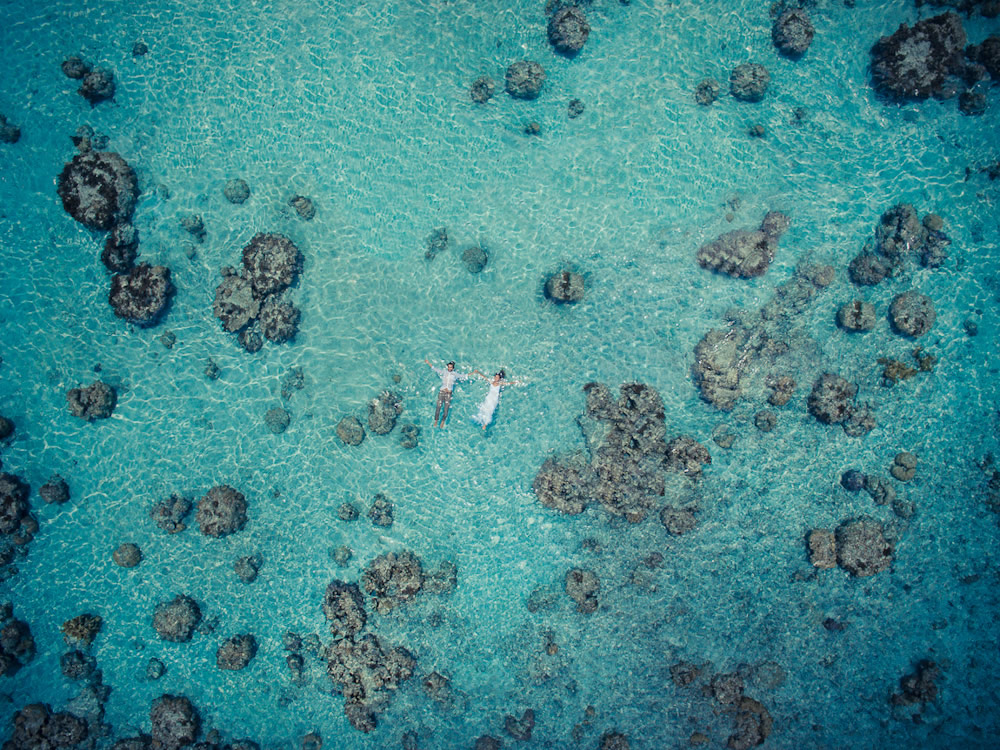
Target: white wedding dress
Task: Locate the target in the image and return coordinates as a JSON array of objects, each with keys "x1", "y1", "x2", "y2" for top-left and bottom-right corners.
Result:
[{"x1": 471, "y1": 384, "x2": 501, "y2": 427}]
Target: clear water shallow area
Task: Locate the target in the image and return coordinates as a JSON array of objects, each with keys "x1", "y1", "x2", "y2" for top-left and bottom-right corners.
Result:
[{"x1": 0, "y1": 0, "x2": 999, "y2": 747}]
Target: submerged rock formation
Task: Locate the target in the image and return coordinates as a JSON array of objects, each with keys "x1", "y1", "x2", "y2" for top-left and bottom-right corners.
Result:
[
  {"x1": 214, "y1": 233, "x2": 303, "y2": 350},
  {"x1": 696, "y1": 211, "x2": 790, "y2": 279},
  {"x1": 870, "y1": 13, "x2": 967, "y2": 100},
  {"x1": 505, "y1": 61, "x2": 545, "y2": 99},
  {"x1": 691, "y1": 265, "x2": 832, "y2": 411},
  {"x1": 368, "y1": 391, "x2": 403, "y2": 435},
  {"x1": 544, "y1": 270, "x2": 585, "y2": 303},
  {"x1": 565, "y1": 568, "x2": 599, "y2": 613},
  {"x1": 152, "y1": 595, "x2": 202, "y2": 642},
  {"x1": 548, "y1": 6, "x2": 590, "y2": 55},
  {"x1": 325, "y1": 634, "x2": 415, "y2": 732},
  {"x1": 835, "y1": 518, "x2": 894, "y2": 577},
  {"x1": 196, "y1": 485, "x2": 247, "y2": 538},
  {"x1": 108, "y1": 263, "x2": 174, "y2": 326},
  {"x1": 216, "y1": 634, "x2": 257, "y2": 670},
  {"x1": 57, "y1": 151, "x2": 137, "y2": 230},
  {"x1": 66, "y1": 381, "x2": 116, "y2": 421},
  {"x1": 535, "y1": 382, "x2": 708, "y2": 524},
  {"x1": 150, "y1": 694, "x2": 200, "y2": 750},
  {"x1": 323, "y1": 581, "x2": 367, "y2": 639},
  {"x1": 0, "y1": 605, "x2": 36, "y2": 676},
  {"x1": 151, "y1": 494, "x2": 192, "y2": 534},
  {"x1": 772, "y1": 9, "x2": 814, "y2": 58},
  {"x1": 361, "y1": 550, "x2": 423, "y2": 614},
  {"x1": 729, "y1": 63, "x2": 770, "y2": 102},
  {"x1": 6, "y1": 704, "x2": 87, "y2": 749},
  {"x1": 889, "y1": 291, "x2": 936, "y2": 337}
]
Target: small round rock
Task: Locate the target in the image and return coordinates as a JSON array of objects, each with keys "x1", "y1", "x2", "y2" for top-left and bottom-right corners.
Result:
[
  {"x1": 113, "y1": 543, "x2": 143, "y2": 568},
  {"x1": 224, "y1": 179, "x2": 251, "y2": 204},
  {"x1": 694, "y1": 79, "x2": 721, "y2": 106},
  {"x1": 462, "y1": 246, "x2": 488, "y2": 273},
  {"x1": 265, "y1": 407, "x2": 291, "y2": 434},
  {"x1": 145, "y1": 657, "x2": 166, "y2": 680},
  {"x1": 470, "y1": 76, "x2": 496, "y2": 104}
]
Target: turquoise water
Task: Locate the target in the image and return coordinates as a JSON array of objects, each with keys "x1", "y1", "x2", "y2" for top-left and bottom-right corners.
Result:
[{"x1": 1, "y1": 0, "x2": 999, "y2": 746}]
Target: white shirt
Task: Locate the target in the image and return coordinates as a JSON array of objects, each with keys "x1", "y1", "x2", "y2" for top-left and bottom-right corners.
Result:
[{"x1": 433, "y1": 366, "x2": 468, "y2": 391}]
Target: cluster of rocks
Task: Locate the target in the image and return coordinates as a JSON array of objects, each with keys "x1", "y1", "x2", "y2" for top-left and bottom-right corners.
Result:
[
  {"x1": 57, "y1": 143, "x2": 175, "y2": 327},
  {"x1": 151, "y1": 493, "x2": 192, "y2": 533},
  {"x1": 422, "y1": 226, "x2": 490, "y2": 276},
  {"x1": 213, "y1": 232, "x2": 303, "y2": 351},
  {"x1": 890, "y1": 660, "x2": 942, "y2": 719},
  {"x1": 362, "y1": 550, "x2": 424, "y2": 614},
  {"x1": 670, "y1": 661, "x2": 774, "y2": 749},
  {"x1": 870, "y1": 13, "x2": 998, "y2": 115},
  {"x1": 1, "y1": 603, "x2": 35, "y2": 676},
  {"x1": 0, "y1": 472, "x2": 38, "y2": 579},
  {"x1": 847, "y1": 203, "x2": 951, "y2": 294},
  {"x1": 879, "y1": 346, "x2": 937, "y2": 387},
  {"x1": 66, "y1": 380, "x2": 117, "y2": 421},
  {"x1": 692, "y1": 264, "x2": 834, "y2": 411},
  {"x1": 534, "y1": 382, "x2": 711, "y2": 526},
  {"x1": 336, "y1": 391, "x2": 408, "y2": 447},
  {"x1": 841, "y1": 468, "x2": 915, "y2": 520},
  {"x1": 807, "y1": 518, "x2": 895, "y2": 576},
  {"x1": 807, "y1": 373, "x2": 876, "y2": 437},
  {"x1": 0, "y1": 113, "x2": 21, "y2": 143},
  {"x1": 696, "y1": 211, "x2": 790, "y2": 279},
  {"x1": 61, "y1": 55, "x2": 116, "y2": 105},
  {"x1": 318, "y1": 549, "x2": 455, "y2": 731},
  {"x1": 57, "y1": 610, "x2": 112, "y2": 741},
  {"x1": 321, "y1": 583, "x2": 414, "y2": 732},
  {"x1": 5, "y1": 703, "x2": 89, "y2": 750},
  {"x1": 469, "y1": 4, "x2": 592, "y2": 106},
  {"x1": 282, "y1": 630, "x2": 323, "y2": 685},
  {"x1": 694, "y1": 62, "x2": 772, "y2": 106}
]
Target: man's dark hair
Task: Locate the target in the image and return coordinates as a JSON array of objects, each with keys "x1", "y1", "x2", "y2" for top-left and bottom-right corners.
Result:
[{"x1": 447, "y1": 361, "x2": 456, "y2": 368}]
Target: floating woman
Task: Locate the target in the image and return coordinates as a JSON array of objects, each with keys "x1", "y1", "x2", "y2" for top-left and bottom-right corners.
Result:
[{"x1": 470, "y1": 369, "x2": 524, "y2": 430}]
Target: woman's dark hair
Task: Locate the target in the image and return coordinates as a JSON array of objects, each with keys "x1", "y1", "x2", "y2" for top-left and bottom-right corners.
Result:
[{"x1": 497, "y1": 369, "x2": 505, "y2": 379}]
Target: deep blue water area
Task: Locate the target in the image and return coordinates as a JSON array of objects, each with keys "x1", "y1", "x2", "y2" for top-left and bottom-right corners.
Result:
[{"x1": 1, "y1": 0, "x2": 999, "y2": 747}]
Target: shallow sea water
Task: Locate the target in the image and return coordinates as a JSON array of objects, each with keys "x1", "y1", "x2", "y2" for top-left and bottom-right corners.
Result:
[{"x1": 1, "y1": 0, "x2": 999, "y2": 747}]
